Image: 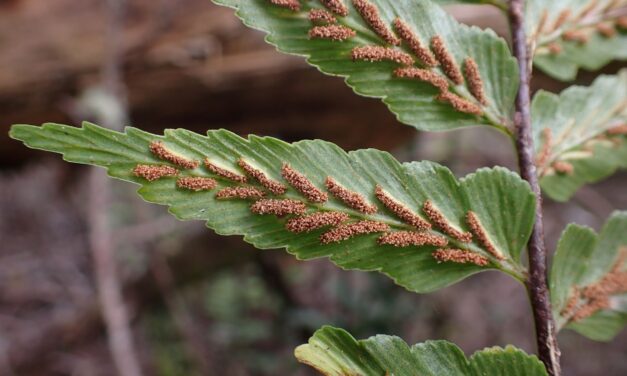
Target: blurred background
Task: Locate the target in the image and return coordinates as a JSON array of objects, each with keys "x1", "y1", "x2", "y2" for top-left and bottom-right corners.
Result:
[{"x1": 0, "y1": 0, "x2": 625, "y2": 375}]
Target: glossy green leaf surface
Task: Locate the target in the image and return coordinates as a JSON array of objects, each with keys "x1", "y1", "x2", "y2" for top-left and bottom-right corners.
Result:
[
  {"x1": 295, "y1": 326, "x2": 548, "y2": 375},
  {"x1": 10, "y1": 122, "x2": 535, "y2": 293}
]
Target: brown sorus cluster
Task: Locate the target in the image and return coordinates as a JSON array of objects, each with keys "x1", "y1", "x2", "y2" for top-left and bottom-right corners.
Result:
[
  {"x1": 204, "y1": 159, "x2": 247, "y2": 183},
  {"x1": 560, "y1": 287, "x2": 580, "y2": 317},
  {"x1": 149, "y1": 141, "x2": 199, "y2": 169},
  {"x1": 582, "y1": 249, "x2": 627, "y2": 298},
  {"x1": 610, "y1": 246, "x2": 626, "y2": 271},
  {"x1": 607, "y1": 124, "x2": 627, "y2": 135},
  {"x1": 351, "y1": 46, "x2": 414, "y2": 66},
  {"x1": 378, "y1": 231, "x2": 448, "y2": 247},
  {"x1": 374, "y1": 185, "x2": 431, "y2": 230},
  {"x1": 430, "y1": 36, "x2": 464, "y2": 85},
  {"x1": 436, "y1": 92, "x2": 483, "y2": 116},
  {"x1": 562, "y1": 30, "x2": 589, "y2": 44},
  {"x1": 571, "y1": 296, "x2": 610, "y2": 322},
  {"x1": 176, "y1": 176, "x2": 217, "y2": 191},
  {"x1": 463, "y1": 58, "x2": 487, "y2": 105},
  {"x1": 552, "y1": 9, "x2": 571, "y2": 31},
  {"x1": 133, "y1": 164, "x2": 179, "y2": 181},
  {"x1": 422, "y1": 200, "x2": 472, "y2": 243},
  {"x1": 547, "y1": 42, "x2": 562, "y2": 55},
  {"x1": 309, "y1": 9, "x2": 337, "y2": 24},
  {"x1": 394, "y1": 67, "x2": 449, "y2": 92},
  {"x1": 281, "y1": 163, "x2": 328, "y2": 203},
  {"x1": 269, "y1": 0, "x2": 300, "y2": 11},
  {"x1": 309, "y1": 25, "x2": 356, "y2": 41},
  {"x1": 319, "y1": 0, "x2": 348, "y2": 16},
  {"x1": 563, "y1": 248, "x2": 626, "y2": 322},
  {"x1": 325, "y1": 177, "x2": 378, "y2": 214},
  {"x1": 432, "y1": 248, "x2": 489, "y2": 266},
  {"x1": 250, "y1": 199, "x2": 307, "y2": 216},
  {"x1": 320, "y1": 220, "x2": 389, "y2": 244},
  {"x1": 536, "y1": 128, "x2": 552, "y2": 168},
  {"x1": 584, "y1": 284, "x2": 627, "y2": 301},
  {"x1": 286, "y1": 211, "x2": 349, "y2": 233},
  {"x1": 552, "y1": 161, "x2": 574, "y2": 175},
  {"x1": 238, "y1": 159, "x2": 287, "y2": 195},
  {"x1": 352, "y1": 0, "x2": 400, "y2": 45},
  {"x1": 392, "y1": 18, "x2": 438, "y2": 67},
  {"x1": 215, "y1": 186, "x2": 266, "y2": 200},
  {"x1": 618, "y1": 16, "x2": 627, "y2": 29},
  {"x1": 596, "y1": 22, "x2": 617, "y2": 38},
  {"x1": 466, "y1": 211, "x2": 505, "y2": 260},
  {"x1": 610, "y1": 246, "x2": 627, "y2": 272}
]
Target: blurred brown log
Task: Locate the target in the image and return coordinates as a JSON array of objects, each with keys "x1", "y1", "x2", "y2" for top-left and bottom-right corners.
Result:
[{"x1": 0, "y1": 0, "x2": 413, "y2": 169}]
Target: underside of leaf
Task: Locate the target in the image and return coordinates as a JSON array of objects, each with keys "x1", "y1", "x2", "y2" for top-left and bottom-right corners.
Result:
[
  {"x1": 532, "y1": 69, "x2": 627, "y2": 201},
  {"x1": 294, "y1": 326, "x2": 548, "y2": 375},
  {"x1": 211, "y1": 0, "x2": 519, "y2": 132},
  {"x1": 527, "y1": 0, "x2": 627, "y2": 81},
  {"x1": 550, "y1": 211, "x2": 627, "y2": 341},
  {"x1": 10, "y1": 122, "x2": 535, "y2": 293}
]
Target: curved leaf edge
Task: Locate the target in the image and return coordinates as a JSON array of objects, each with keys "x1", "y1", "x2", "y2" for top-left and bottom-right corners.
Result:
[
  {"x1": 211, "y1": 0, "x2": 518, "y2": 134},
  {"x1": 9, "y1": 121, "x2": 531, "y2": 293},
  {"x1": 550, "y1": 210, "x2": 627, "y2": 341},
  {"x1": 294, "y1": 325, "x2": 548, "y2": 375},
  {"x1": 533, "y1": 69, "x2": 627, "y2": 202},
  {"x1": 527, "y1": 0, "x2": 627, "y2": 81}
]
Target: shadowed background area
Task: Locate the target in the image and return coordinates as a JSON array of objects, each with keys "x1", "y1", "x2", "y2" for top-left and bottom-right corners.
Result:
[{"x1": 0, "y1": 0, "x2": 625, "y2": 375}]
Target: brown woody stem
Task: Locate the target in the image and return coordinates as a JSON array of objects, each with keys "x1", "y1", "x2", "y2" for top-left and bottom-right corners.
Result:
[{"x1": 507, "y1": 1, "x2": 561, "y2": 375}]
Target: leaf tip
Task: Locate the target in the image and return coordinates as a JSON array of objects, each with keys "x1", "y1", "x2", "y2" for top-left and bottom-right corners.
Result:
[{"x1": 8, "y1": 123, "x2": 33, "y2": 140}]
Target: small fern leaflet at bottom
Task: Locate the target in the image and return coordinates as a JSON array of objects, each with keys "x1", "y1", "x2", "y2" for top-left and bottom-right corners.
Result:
[{"x1": 295, "y1": 326, "x2": 547, "y2": 376}]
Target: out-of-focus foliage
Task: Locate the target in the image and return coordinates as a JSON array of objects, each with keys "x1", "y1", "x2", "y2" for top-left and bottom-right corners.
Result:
[
  {"x1": 527, "y1": 0, "x2": 627, "y2": 81},
  {"x1": 550, "y1": 211, "x2": 627, "y2": 341},
  {"x1": 532, "y1": 70, "x2": 627, "y2": 201}
]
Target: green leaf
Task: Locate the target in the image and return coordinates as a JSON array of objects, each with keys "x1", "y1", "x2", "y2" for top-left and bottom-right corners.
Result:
[
  {"x1": 419, "y1": 0, "x2": 508, "y2": 10},
  {"x1": 439, "y1": 0, "x2": 511, "y2": 11},
  {"x1": 549, "y1": 211, "x2": 627, "y2": 341},
  {"x1": 294, "y1": 326, "x2": 548, "y2": 375},
  {"x1": 468, "y1": 346, "x2": 549, "y2": 376},
  {"x1": 532, "y1": 70, "x2": 627, "y2": 202},
  {"x1": 211, "y1": 0, "x2": 518, "y2": 132},
  {"x1": 527, "y1": 0, "x2": 627, "y2": 81},
  {"x1": 10, "y1": 122, "x2": 534, "y2": 292},
  {"x1": 431, "y1": 0, "x2": 504, "y2": 5},
  {"x1": 429, "y1": 0, "x2": 480, "y2": 4}
]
